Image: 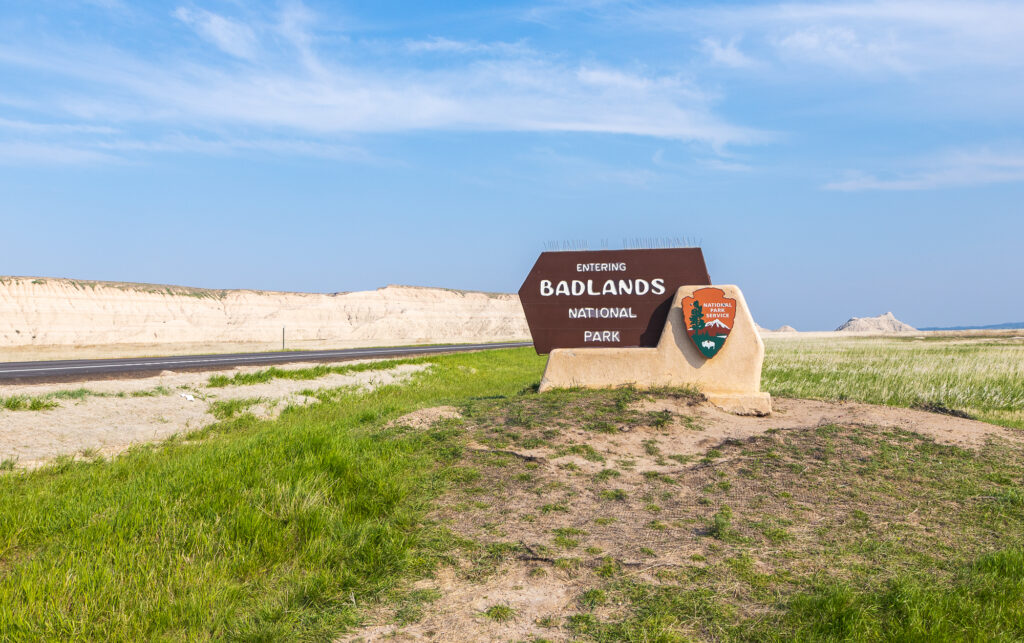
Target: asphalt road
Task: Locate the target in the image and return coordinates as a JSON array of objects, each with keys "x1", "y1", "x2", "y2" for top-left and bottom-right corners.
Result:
[{"x1": 0, "y1": 342, "x2": 534, "y2": 384}]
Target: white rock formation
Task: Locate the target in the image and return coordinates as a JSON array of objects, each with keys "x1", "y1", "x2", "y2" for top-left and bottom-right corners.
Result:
[
  {"x1": 0, "y1": 276, "x2": 530, "y2": 359},
  {"x1": 835, "y1": 312, "x2": 916, "y2": 333}
]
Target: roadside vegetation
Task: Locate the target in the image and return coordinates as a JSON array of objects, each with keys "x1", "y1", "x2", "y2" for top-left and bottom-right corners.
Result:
[
  {"x1": 0, "y1": 386, "x2": 173, "y2": 412},
  {"x1": 1, "y1": 395, "x2": 58, "y2": 411},
  {"x1": 1, "y1": 337, "x2": 1022, "y2": 640},
  {"x1": 207, "y1": 397, "x2": 268, "y2": 420},
  {"x1": 206, "y1": 358, "x2": 429, "y2": 387},
  {"x1": 0, "y1": 349, "x2": 545, "y2": 640},
  {"x1": 763, "y1": 334, "x2": 1024, "y2": 429}
]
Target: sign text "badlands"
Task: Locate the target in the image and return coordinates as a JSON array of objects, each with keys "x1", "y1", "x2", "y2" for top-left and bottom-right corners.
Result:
[{"x1": 539, "y1": 278, "x2": 667, "y2": 297}]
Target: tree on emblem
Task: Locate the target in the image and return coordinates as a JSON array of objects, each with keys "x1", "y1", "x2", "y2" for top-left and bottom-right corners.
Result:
[{"x1": 689, "y1": 300, "x2": 706, "y2": 334}]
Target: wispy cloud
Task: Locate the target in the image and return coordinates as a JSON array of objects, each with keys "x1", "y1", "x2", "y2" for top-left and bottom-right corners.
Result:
[
  {"x1": 404, "y1": 36, "x2": 530, "y2": 56},
  {"x1": 276, "y1": 2, "x2": 325, "y2": 75},
  {"x1": 773, "y1": 26, "x2": 911, "y2": 73},
  {"x1": 637, "y1": 1, "x2": 1024, "y2": 75},
  {"x1": 0, "y1": 142, "x2": 119, "y2": 165},
  {"x1": 651, "y1": 149, "x2": 753, "y2": 173},
  {"x1": 173, "y1": 7, "x2": 259, "y2": 60},
  {"x1": 0, "y1": 117, "x2": 120, "y2": 135},
  {"x1": 92, "y1": 135, "x2": 381, "y2": 161},
  {"x1": 701, "y1": 38, "x2": 758, "y2": 68},
  {"x1": 28, "y1": 0, "x2": 1024, "y2": 172},
  {"x1": 0, "y1": 3, "x2": 766, "y2": 161},
  {"x1": 700, "y1": 158, "x2": 752, "y2": 172},
  {"x1": 825, "y1": 148, "x2": 1024, "y2": 190}
]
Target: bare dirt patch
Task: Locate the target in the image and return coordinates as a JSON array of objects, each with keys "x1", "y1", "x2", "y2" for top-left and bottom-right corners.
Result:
[
  {"x1": 389, "y1": 406, "x2": 463, "y2": 430},
  {"x1": 643, "y1": 396, "x2": 1019, "y2": 452},
  {"x1": 344, "y1": 391, "x2": 1024, "y2": 642},
  {"x1": 352, "y1": 566, "x2": 575, "y2": 642},
  {"x1": 0, "y1": 360, "x2": 428, "y2": 467}
]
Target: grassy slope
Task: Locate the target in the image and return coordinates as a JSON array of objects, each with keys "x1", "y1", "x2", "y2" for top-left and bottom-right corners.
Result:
[
  {"x1": 762, "y1": 335, "x2": 1024, "y2": 429},
  {"x1": 0, "y1": 348, "x2": 545, "y2": 640}
]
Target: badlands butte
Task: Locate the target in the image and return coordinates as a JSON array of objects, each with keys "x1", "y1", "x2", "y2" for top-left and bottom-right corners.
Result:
[
  {"x1": 0, "y1": 275, "x2": 930, "y2": 362},
  {"x1": 0, "y1": 276, "x2": 530, "y2": 361}
]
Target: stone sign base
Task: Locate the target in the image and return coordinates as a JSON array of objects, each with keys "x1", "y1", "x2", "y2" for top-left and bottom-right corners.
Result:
[{"x1": 538, "y1": 285, "x2": 771, "y2": 416}]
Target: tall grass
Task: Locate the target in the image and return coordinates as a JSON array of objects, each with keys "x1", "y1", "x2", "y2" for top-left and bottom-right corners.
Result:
[
  {"x1": 206, "y1": 358, "x2": 429, "y2": 387},
  {"x1": 0, "y1": 348, "x2": 546, "y2": 641},
  {"x1": 770, "y1": 548, "x2": 1024, "y2": 640},
  {"x1": 208, "y1": 397, "x2": 265, "y2": 420},
  {"x1": 0, "y1": 387, "x2": 172, "y2": 412},
  {"x1": 763, "y1": 336, "x2": 1024, "y2": 428},
  {"x1": 1, "y1": 396, "x2": 58, "y2": 411}
]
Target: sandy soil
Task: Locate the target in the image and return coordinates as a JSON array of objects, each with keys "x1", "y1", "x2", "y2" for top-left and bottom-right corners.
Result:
[
  {"x1": 660, "y1": 396, "x2": 1017, "y2": 452},
  {"x1": 345, "y1": 396, "x2": 1022, "y2": 642},
  {"x1": 0, "y1": 360, "x2": 428, "y2": 468},
  {"x1": 387, "y1": 406, "x2": 463, "y2": 430}
]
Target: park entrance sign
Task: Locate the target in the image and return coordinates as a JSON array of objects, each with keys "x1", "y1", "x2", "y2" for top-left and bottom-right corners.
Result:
[
  {"x1": 520, "y1": 248, "x2": 772, "y2": 416},
  {"x1": 518, "y1": 248, "x2": 711, "y2": 354}
]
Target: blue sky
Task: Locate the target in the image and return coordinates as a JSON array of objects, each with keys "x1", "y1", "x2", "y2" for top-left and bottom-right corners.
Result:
[{"x1": 1, "y1": 1, "x2": 1022, "y2": 330}]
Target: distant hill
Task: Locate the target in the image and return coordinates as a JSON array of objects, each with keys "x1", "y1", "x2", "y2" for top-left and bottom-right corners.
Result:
[
  {"x1": 0, "y1": 276, "x2": 530, "y2": 360},
  {"x1": 836, "y1": 312, "x2": 916, "y2": 333},
  {"x1": 756, "y1": 324, "x2": 797, "y2": 334},
  {"x1": 920, "y1": 322, "x2": 1024, "y2": 331}
]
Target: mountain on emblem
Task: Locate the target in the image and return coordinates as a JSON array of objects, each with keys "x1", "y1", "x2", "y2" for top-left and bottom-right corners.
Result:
[{"x1": 681, "y1": 287, "x2": 737, "y2": 359}]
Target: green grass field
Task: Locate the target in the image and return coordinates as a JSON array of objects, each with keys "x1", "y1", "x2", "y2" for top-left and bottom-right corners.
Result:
[
  {"x1": 1, "y1": 337, "x2": 1022, "y2": 641},
  {"x1": 763, "y1": 334, "x2": 1024, "y2": 429}
]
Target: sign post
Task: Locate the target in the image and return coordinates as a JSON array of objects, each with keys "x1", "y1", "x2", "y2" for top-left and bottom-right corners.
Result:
[{"x1": 519, "y1": 249, "x2": 771, "y2": 416}]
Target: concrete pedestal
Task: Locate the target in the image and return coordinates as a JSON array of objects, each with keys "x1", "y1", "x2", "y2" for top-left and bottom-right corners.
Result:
[{"x1": 538, "y1": 285, "x2": 771, "y2": 416}]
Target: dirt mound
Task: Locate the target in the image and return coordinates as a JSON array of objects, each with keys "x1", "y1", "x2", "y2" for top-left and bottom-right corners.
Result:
[
  {"x1": 836, "y1": 311, "x2": 915, "y2": 333},
  {"x1": 344, "y1": 394, "x2": 1020, "y2": 641},
  {"x1": 774, "y1": 325, "x2": 797, "y2": 332}
]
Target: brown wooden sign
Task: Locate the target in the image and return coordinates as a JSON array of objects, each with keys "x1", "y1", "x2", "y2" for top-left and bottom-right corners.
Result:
[{"x1": 518, "y1": 248, "x2": 711, "y2": 354}]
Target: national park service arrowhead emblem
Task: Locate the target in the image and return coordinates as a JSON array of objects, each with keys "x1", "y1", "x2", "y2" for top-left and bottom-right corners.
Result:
[{"x1": 682, "y1": 287, "x2": 736, "y2": 358}]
